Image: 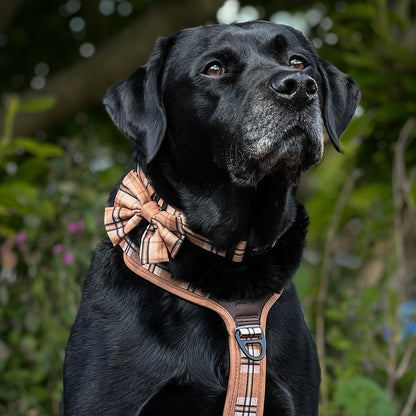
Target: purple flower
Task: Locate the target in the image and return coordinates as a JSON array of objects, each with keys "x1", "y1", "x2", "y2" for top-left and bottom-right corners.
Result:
[
  {"x1": 16, "y1": 231, "x2": 27, "y2": 245},
  {"x1": 381, "y1": 325, "x2": 392, "y2": 341},
  {"x1": 63, "y1": 251, "x2": 75, "y2": 265},
  {"x1": 52, "y1": 244, "x2": 64, "y2": 254},
  {"x1": 67, "y1": 220, "x2": 85, "y2": 234}
]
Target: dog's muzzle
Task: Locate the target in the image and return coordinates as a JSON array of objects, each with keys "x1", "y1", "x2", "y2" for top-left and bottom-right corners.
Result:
[{"x1": 227, "y1": 72, "x2": 324, "y2": 187}]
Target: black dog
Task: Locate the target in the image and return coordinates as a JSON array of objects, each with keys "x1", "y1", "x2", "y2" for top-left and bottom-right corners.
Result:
[{"x1": 63, "y1": 21, "x2": 360, "y2": 415}]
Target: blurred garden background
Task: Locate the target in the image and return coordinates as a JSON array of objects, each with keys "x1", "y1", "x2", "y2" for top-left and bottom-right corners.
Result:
[{"x1": 0, "y1": 0, "x2": 415, "y2": 415}]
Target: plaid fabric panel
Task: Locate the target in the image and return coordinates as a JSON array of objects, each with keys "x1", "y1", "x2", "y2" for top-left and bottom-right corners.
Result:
[
  {"x1": 185, "y1": 225, "x2": 247, "y2": 262},
  {"x1": 140, "y1": 209, "x2": 186, "y2": 264},
  {"x1": 240, "y1": 356, "x2": 261, "y2": 374},
  {"x1": 104, "y1": 170, "x2": 153, "y2": 246},
  {"x1": 238, "y1": 327, "x2": 263, "y2": 337},
  {"x1": 232, "y1": 241, "x2": 248, "y2": 262},
  {"x1": 233, "y1": 333, "x2": 264, "y2": 416}
]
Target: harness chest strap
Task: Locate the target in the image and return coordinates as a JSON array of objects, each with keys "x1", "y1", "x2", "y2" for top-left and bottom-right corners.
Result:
[
  {"x1": 123, "y1": 253, "x2": 281, "y2": 416},
  {"x1": 105, "y1": 169, "x2": 282, "y2": 415}
]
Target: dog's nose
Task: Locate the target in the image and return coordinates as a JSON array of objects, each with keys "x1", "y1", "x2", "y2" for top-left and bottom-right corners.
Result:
[{"x1": 270, "y1": 72, "x2": 318, "y2": 106}]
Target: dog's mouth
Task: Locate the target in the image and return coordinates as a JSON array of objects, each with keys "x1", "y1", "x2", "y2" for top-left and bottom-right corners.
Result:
[{"x1": 228, "y1": 127, "x2": 323, "y2": 187}]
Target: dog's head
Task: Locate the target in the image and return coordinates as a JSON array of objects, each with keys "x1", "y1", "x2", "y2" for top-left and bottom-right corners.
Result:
[{"x1": 104, "y1": 22, "x2": 360, "y2": 187}]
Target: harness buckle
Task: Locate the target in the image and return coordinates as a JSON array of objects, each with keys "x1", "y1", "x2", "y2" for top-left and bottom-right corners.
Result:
[{"x1": 235, "y1": 324, "x2": 266, "y2": 361}]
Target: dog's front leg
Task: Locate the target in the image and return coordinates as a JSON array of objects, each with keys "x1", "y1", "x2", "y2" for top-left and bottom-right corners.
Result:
[{"x1": 63, "y1": 335, "x2": 178, "y2": 416}]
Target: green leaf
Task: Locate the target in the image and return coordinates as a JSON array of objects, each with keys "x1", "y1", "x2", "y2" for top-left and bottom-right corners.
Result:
[
  {"x1": 349, "y1": 184, "x2": 389, "y2": 213},
  {"x1": 18, "y1": 95, "x2": 56, "y2": 112},
  {"x1": 342, "y1": 52, "x2": 379, "y2": 70},
  {"x1": 332, "y1": 376, "x2": 396, "y2": 416},
  {"x1": 14, "y1": 137, "x2": 63, "y2": 158},
  {"x1": 1, "y1": 95, "x2": 20, "y2": 144},
  {"x1": 0, "y1": 182, "x2": 40, "y2": 214},
  {"x1": 325, "y1": 307, "x2": 347, "y2": 322},
  {"x1": 327, "y1": 326, "x2": 352, "y2": 351},
  {"x1": 293, "y1": 264, "x2": 310, "y2": 300},
  {"x1": 27, "y1": 385, "x2": 50, "y2": 405},
  {"x1": 0, "y1": 224, "x2": 17, "y2": 237},
  {"x1": 343, "y1": 3, "x2": 376, "y2": 19},
  {"x1": 11, "y1": 157, "x2": 48, "y2": 182}
]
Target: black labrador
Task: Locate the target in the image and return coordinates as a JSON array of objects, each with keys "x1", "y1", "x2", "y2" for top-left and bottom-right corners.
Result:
[{"x1": 63, "y1": 21, "x2": 360, "y2": 415}]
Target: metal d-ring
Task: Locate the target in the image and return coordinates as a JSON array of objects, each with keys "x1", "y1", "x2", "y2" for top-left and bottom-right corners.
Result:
[{"x1": 235, "y1": 325, "x2": 266, "y2": 361}]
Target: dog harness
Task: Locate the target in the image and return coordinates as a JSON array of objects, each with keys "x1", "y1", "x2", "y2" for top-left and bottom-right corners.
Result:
[{"x1": 105, "y1": 169, "x2": 281, "y2": 416}]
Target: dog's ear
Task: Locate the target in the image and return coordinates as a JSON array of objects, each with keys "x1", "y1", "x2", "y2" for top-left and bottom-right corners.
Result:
[
  {"x1": 103, "y1": 36, "x2": 174, "y2": 164},
  {"x1": 318, "y1": 59, "x2": 360, "y2": 152}
]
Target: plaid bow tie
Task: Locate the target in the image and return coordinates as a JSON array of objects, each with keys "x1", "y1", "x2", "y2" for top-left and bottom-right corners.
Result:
[
  {"x1": 105, "y1": 169, "x2": 248, "y2": 265},
  {"x1": 105, "y1": 170, "x2": 186, "y2": 264}
]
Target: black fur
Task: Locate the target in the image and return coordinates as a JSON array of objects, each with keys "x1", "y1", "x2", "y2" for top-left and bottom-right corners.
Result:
[{"x1": 63, "y1": 21, "x2": 360, "y2": 415}]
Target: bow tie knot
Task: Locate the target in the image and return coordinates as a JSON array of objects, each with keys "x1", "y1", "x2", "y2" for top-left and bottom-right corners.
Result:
[
  {"x1": 141, "y1": 200, "x2": 161, "y2": 223},
  {"x1": 105, "y1": 170, "x2": 186, "y2": 265}
]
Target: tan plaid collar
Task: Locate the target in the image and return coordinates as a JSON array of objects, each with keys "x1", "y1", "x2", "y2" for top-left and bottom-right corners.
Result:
[{"x1": 105, "y1": 169, "x2": 248, "y2": 264}]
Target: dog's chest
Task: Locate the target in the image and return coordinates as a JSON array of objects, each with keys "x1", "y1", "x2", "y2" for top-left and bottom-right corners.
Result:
[{"x1": 139, "y1": 301, "x2": 230, "y2": 415}]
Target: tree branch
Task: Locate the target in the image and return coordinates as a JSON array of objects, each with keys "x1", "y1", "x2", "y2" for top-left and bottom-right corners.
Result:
[
  {"x1": 315, "y1": 168, "x2": 362, "y2": 416},
  {"x1": 1, "y1": 0, "x2": 224, "y2": 137},
  {"x1": 0, "y1": 0, "x2": 25, "y2": 33}
]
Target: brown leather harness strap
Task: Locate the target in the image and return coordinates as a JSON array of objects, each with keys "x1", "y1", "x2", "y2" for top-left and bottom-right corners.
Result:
[
  {"x1": 216, "y1": 295, "x2": 280, "y2": 416},
  {"x1": 123, "y1": 252, "x2": 281, "y2": 416}
]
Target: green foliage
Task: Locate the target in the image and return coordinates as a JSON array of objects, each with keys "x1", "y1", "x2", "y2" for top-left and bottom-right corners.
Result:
[
  {"x1": 295, "y1": 2, "x2": 416, "y2": 415},
  {"x1": 332, "y1": 376, "x2": 397, "y2": 416},
  {"x1": 0, "y1": 96, "x2": 130, "y2": 415},
  {"x1": 0, "y1": 96, "x2": 62, "y2": 237},
  {"x1": 17, "y1": 96, "x2": 57, "y2": 113}
]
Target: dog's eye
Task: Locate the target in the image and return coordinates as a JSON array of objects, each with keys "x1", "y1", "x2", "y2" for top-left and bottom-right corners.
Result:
[
  {"x1": 290, "y1": 58, "x2": 305, "y2": 70},
  {"x1": 205, "y1": 62, "x2": 226, "y2": 76}
]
